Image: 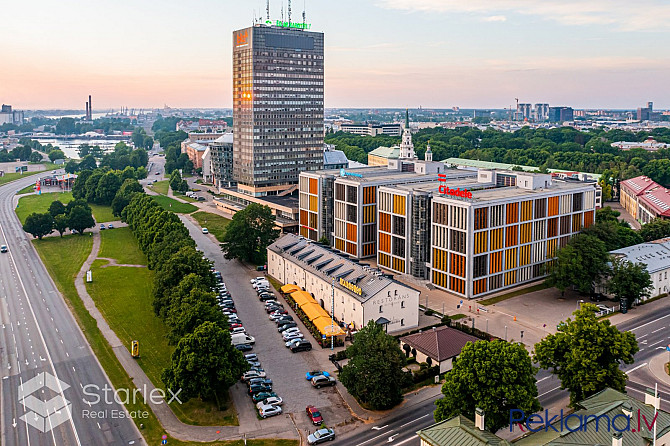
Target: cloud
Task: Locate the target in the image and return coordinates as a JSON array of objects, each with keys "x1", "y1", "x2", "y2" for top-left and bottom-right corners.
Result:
[
  {"x1": 376, "y1": 0, "x2": 670, "y2": 31},
  {"x1": 482, "y1": 15, "x2": 507, "y2": 22}
]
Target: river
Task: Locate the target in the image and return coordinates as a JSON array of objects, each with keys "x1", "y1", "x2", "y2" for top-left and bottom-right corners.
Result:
[{"x1": 31, "y1": 137, "x2": 131, "y2": 160}]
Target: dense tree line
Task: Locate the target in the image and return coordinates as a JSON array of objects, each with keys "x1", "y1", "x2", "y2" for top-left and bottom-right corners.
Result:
[
  {"x1": 72, "y1": 168, "x2": 146, "y2": 207},
  {"x1": 325, "y1": 126, "x2": 670, "y2": 187},
  {"x1": 122, "y1": 193, "x2": 247, "y2": 404},
  {"x1": 23, "y1": 198, "x2": 95, "y2": 239}
]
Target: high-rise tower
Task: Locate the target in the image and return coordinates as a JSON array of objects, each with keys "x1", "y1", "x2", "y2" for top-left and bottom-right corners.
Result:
[{"x1": 232, "y1": 22, "x2": 324, "y2": 197}]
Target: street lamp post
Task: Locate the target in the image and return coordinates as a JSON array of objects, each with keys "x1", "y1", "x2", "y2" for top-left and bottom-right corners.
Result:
[{"x1": 331, "y1": 278, "x2": 335, "y2": 350}]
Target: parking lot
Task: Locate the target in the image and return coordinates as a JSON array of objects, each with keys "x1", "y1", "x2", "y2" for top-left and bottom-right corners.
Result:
[{"x1": 181, "y1": 215, "x2": 355, "y2": 438}]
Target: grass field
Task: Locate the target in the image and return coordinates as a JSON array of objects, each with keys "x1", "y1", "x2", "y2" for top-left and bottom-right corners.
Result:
[
  {"x1": 32, "y1": 236, "x2": 264, "y2": 445},
  {"x1": 191, "y1": 211, "x2": 230, "y2": 242},
  {"x1": 88, "y1": 234, "x2": 237, "y2": 426},
  {"x1": 17, "y1": 184, "x2": 36, "y2": 194},
  {"x1": 150, "y1": 180, "x2": 169, "y2": 195},
  {"x1": 16, "y1": 192, "x2": 73, "y2": 224},
  {"x1": 175, "y1": 193, "x2": 198, "y2": 203},
  {"x1": 15, "y1": 191, "x2": 115, "y2": 224},
  {"x1": 152, "y1": 195, "x2": 197, "y2": 213},
  {"x1": 0, "y1": 163, "x2": 56, "y2": 187},
  {"x1": 99, "y1": 227, "x2": 147, "y2": 265}
]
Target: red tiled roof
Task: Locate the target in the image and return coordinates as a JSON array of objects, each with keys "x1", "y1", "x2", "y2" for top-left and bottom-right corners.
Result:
[
  {"x1": 621, "y1": 175, "x2": 657, "y2": 196},
  {"x1": 641, "y1": 187, "x2": 670, "y2": 217},
  {"x1": 400, "y1": 326, "x2": 480, "y2": 362}
]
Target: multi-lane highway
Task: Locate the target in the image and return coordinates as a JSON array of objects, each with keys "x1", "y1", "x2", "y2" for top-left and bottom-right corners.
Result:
[
  {"x1": 333, "y1": 304, "x2": 670, "y2": 446},
  {"x1": 0, "y1": 172, "x2": 142, "y2": 445}
]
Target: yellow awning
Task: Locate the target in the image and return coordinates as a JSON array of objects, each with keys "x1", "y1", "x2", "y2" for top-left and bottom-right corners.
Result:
[
  {"x1": 312, "y1": 316, "x2": 346, "y2": 337},
  {"x1": 290, "y1": 290, "x2": 315, "y2": 307},
  {"x1": 281, "y1": 284, "x2": 301, "y2": 293},
  {"x1": 301, "y1": 302, "x2": 330, "y2": 321}
]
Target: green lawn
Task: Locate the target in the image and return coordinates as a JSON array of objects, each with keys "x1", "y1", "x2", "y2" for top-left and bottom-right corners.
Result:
[
  {"x1": 16, "y1": 191, "x2": 115, "y2": 224},
  {"x1": 150, "y1": 180, "x2": 169, "y2": 195},
  {"x1": 17, "y1": 184, "x2": 37, "y2": 194},
  {"x1": 152, "y1": 195, "x2": 197, "y2": 213},
  {"x1": 191, "y1": 211, "x2": 231, "y2": 242},
  {"x1": 175, "y1": 193, "x2": 198, "y2": 202},
  {"x1": 0, "y1": 163, "x2": 56, "y2": 187},
  {"x1": 88, "y1": 240, "x2": 237, "y2": 426},
  {"x1": 34, "y1": 234, "x2": 293, "y2": 445},
  {"x1": 478, "y1": 282, "x2": 549, "y2": 306},
  {"x1": 99, "y1": 227, "x2": 147, "y2": 265},
  {"x1": 89, "y1": 203, "x2": 116, "y2": 223},
  {"x1": 16, "y1": 192, "x2": 73, "y2": 224}
]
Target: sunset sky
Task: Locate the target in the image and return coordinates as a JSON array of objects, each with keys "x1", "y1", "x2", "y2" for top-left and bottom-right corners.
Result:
[{"x1": 1, "y1": 0, "x2": 669, "y2": 110}]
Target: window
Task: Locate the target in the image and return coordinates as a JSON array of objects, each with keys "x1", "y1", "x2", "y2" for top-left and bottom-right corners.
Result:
[
  {"x1": 450, "y1": 230, "x2": 466, "y2": 253},
  {"x1": 379, "y1": 305, "x2": 383, "y2": 313},
  {"x1": 401, "y1": 319, "x2": 405, "y2": 326},
  {"x1": 473, "y1": 255, "x2": 487, "y2": 278},
  {"x1": 401, "y1": 301, "x2": 405, "y2": 308}
]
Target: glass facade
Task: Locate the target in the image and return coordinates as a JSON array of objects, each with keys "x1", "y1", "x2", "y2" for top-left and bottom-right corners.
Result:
[{"x1": 233, "y1": 26, "x2": 324, "y2": 195}]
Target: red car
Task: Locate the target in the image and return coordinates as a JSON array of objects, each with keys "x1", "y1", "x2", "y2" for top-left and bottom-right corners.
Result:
[
  {"x1": 306, "y1": 405, "x2": 323, "y2": 426},
  {"x1": 229, "y1": 323, "x2": 243, "y2": 330}
]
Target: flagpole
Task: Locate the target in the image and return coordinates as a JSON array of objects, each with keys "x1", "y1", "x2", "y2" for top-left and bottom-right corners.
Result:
[{"x1": 654, "y1": 382, "x2": 658, "y2": 446}]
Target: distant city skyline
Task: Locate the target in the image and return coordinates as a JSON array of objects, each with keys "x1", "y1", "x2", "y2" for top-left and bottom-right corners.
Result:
[{"x1": 1, "y1": 0, "x2": 669, "y2": 110}]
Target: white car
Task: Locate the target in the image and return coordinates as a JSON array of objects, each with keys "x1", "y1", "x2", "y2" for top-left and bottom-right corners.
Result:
[
  {"x1": 283, "y1": 332, "x2": 304, "y2": 342},
  {"x1": 256, "y1": 397, "x2": 283, "y2": 409},
  {"x1": 242, "y1": 370, "x2": 267, "y2": 382},
  {"x1": 258, "y1": 404, "x2": 282, "y2": 419},
  {"x1": 281, "y1": 327, "x2": 300, "y2": 335},
  {"x1": 230, "y1": 327, "x2": 246, "y2": 335},
  {"x1": 202, "y1": 228, "x2": 209, "y2": 234},
  {"x1": 285, "y1": 338, "x2": 302, "y2": 348}
]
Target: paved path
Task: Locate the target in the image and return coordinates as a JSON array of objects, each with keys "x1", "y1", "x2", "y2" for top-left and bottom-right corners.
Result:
[{"x1": 73, "y1": 232, "x2": 299, "y2": 442}]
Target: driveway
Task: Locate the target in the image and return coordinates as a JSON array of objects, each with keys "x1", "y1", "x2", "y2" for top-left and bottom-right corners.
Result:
[{"x1": 179, "y1": 215, "x2": 355, "y2": 438}]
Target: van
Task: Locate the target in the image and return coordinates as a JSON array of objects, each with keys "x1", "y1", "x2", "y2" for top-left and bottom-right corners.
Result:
[{"x1": 231, "y1": 333, "x2": 256, "y2": 346}]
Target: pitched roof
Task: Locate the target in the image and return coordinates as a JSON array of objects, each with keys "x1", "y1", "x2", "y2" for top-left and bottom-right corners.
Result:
[
  {"x1": 621, "y1": 175, "x2": 658, "y2": 195},
  {"x1": 610, "y1": 237, "x2": 670, "y2": 274},
  {"x1": 369, "y1": 146, "x2": 400, "y2": 159},
  {"x1": 417, "y1": 415, "x2": 511, "y2": 446},
  {"x1": 400, "y1": 326, "x2": 480, "y2": 362}
]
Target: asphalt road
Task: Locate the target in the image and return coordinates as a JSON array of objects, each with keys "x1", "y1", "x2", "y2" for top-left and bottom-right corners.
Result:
[
  {"x1": 333, "y1": 304, "x2": 670, "y2": 446},
  {"x1": 0, "y1": 173, "x2": 142, "y2": 446}
]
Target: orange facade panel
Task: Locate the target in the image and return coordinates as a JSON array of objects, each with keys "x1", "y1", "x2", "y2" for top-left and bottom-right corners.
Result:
[
  {"x1": 505, "y1": 225, "x2": 518, "y2": 247},
  {"x1": 379, "y1": 212, "x2": 391, "y2": 232},
  {"x1": 379, "y1": 233, "x2": 391, "y2": 253},
  {"x1": 346, "y1": 223, "x2": 357, "y2": 242},
  {"x1": 309, "y1": 178, "x2": 317, "y2": 195},
  {"x1": 506, "y1": 202, "x2": 519, "y2": 224},
  {"x1": 363, "y1": 186, "x2": 376, "y2": 205},
  {"x1": 548, "y1": 196, "x2": 559, "y2": 216}
]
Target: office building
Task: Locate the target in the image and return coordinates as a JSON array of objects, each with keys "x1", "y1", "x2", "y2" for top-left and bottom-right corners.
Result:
[
  {"x1": 548, "y1": 106, "x2": 574, "y2": 122},
  {"x1": 534, "y1": 103, "x2": 549, "y2": 121},
  {"x1": 268, "y1": 233, "x2": 420, "y2": 333},
  {"x1": 208, "y1": 133, "x2": 234, "y2": 188},
  {"x1": 340, "y1": 123, "x2": 402, "y2": 137},
  {"x1": 620, "y1": 175, "x2": 670, "y2": 223},
  {"x1": 0, "y1": 104, "x2": 24, "y2": 125},
  {"x1": 232, "y1": 23, "x2": 324, "y2": 197},
  {"x1": 429, "y1": 170, "x2": 596, "y2": 298},
  {"x1": 518, "y1": 103, "x2": 532, "y2": 121},
  {"x1": 637, "y1": 101, "x2": 660, "y2": 121}
]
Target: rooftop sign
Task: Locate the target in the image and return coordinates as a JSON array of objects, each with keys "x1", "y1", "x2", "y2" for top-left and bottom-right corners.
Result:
[
  {"x1": 339, "y1": 278, "x2": 362, "y2": 296},
  {"x1": 340, "y1": 168, "x2": 363, "y2": 178},
  {"x1": 438, "y1": 173, "x2": 472, "y2": 199},
  {"x1": 267, "y1": 19, "x2": 312, "y2": 30}
]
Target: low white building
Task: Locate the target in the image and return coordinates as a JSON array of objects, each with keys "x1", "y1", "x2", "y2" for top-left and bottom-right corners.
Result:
[
  {"x1": 268, "y1": 234, "x2": 420, "y2": 333},
  {"x1": 610, "y1": 237, "x2": 670, "y2": 299}
]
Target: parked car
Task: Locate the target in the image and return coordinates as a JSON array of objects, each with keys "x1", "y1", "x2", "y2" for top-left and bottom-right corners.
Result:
[
  {"x1": 307, "y1": 428, "x2": 335, "y2": 444},
  {"x1": 234, "y1": 344, "x2": 253, "y2": 352},
  {"x1": 0, "y1": 245, "x2": 7, "y2": 253},
  {"x1": 311, "y1": 375, "x2": 336, "y2": 388},
  {"x1": 290, "y1": 340, "x2": 313, "y2": 353},
  {"x1": 259, "y1": 294, "x2": 276, "y2": 302},
  {"x1": 107, "y1": 224, "x2": 114, "y2": 229},
  {"x1": 278, "y1": 322, "x2": 298, "y2": 332},
  {"x1": 244, "y1": 353, "x2": 258, "y2": 362},
  {"x1": 230, "y1": 327, "x2": 246, "y2": 335},
  {"x1": 256, "y1": 397, "x2": 283, "y2": 409},
  {"x1": 270, "y1": 312, "x2": 289, "y2": 321},
  {"x1": 274, "y1": 316, "x2": 294, "y2": 325},
  {"x1": 305, "y1": 371, "x2": 330, "y2": 381},
  {"x1": 283, "y1": 332, "x2": 304, "y2": 342},
  {"x1": 285, "y1": 338, "x2": 303, "y2": 348},
  {"x1": 306, "y1": 405, "x2": 324, "y2": 425},
  {"x1": 249, "y1": 383, "x2": 273, "y2": 394},
  {"x1": 247, "y1": 360, "x2": 261, "y2": 368},
  {"x1": 100, "y1": 224, "x2": 106, "y2": 230},
  {"x1": 202, "y1": 228, "x2": 209, "y2": 234},
  {"x1": 265, "y1": 305, "x2": 284, "y2": 313},
  {"x1": 241, "y1": 370, "x2": 266, "y2": 382},
  {"x1": 247, "y1": 378, "x2": 272, "y2": 388},
  {"x1": 281, "y1": 327, "x2": 301, "y2": 336},
  {"x1": 251, "y1": 391, "x2": 277, "y2": 403},
  {"x1": 258, "y1": 404, "x2": 282, "y2": 419},
  {"x1": 228, "y1": 322, "x2": 243, "y2": 330},
  {"x1": 250, "y1": 277, "x2": 266, "y2": 283}
]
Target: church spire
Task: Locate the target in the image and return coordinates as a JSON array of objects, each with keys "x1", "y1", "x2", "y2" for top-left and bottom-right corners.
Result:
[
  {"x1": 405, "y1": 108, "x2": 410, "y2": 130},
  {"x1": 399, "y1": 108, "x2": 415, "y2": 159},
  {"x1": 425, "y1": 140, "x2": 433, "y2": 162}
]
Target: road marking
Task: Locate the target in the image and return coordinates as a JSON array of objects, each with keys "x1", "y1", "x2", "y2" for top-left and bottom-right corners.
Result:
[
  {"x1": 390, "y1": 436, "x2": 418, "y2": 446},
  {"x1": 398, "y1": 413, "x2": 431, "y2": 429},
  {"x1": 652, "y1": 328, "x2": 664, "y2": 334},
  {"x1": 388, "y1": 434, "x2": 399, "y2": 442},
  {"x1": 649, "y1": 340, "x2": 665, "y2": 348},
  {"x1": 537, "y1": 376, "x2": 551, "y2": 383},
  {"x1": 630, "y1": 313, "x2": 670, "y2": 332},
  {"x1": 372, "y1": 425, "x2": 388, "y2": 431},
  {"x1": 626, "y1": 363, "x2": 648, "y2": 375},
  {"x1": 539, "y1": 386, "x2": 562, "y2": 397}
]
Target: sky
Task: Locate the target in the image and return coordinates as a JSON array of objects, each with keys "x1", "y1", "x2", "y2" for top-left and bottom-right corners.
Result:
[{"x1": 1, "y1": 0, "x2": 669, "y2": 110}]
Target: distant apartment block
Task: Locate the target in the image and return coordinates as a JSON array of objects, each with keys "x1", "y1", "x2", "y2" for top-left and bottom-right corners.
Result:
[
  {"x1": 534, "y1": 103, "x2": 549, "y2": 121},
  {"x1": 548, "y1": 106, "x2": 574, "y2": 122},
  {"x1": 612, "y1": 137, "x2": 670, "y2": 152},
  {"x1": 0, "y1": 104, "x2": 24, "y2": 125},
  {"x1": 340, "y1": 123, "x2": 402, "y2": 137},
  {"x1": 637, "y1": 101, "x2": 660, "y2": 121}
]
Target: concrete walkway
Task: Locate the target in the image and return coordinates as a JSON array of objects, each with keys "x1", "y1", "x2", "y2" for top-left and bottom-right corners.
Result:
[{"x1": 73, "y1": 232, "x2": 298, "y2": 443}]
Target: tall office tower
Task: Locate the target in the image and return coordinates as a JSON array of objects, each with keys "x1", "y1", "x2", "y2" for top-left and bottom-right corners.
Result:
[
  {"x1": 534, "y1": 103, "x2": 549, "y2": 121},
  {"x1": 232, "y1": 23, "x2": 325, "y2": 197},
  {"x1": 518, "y1": 103, "x2": 532, "y2": 120}
]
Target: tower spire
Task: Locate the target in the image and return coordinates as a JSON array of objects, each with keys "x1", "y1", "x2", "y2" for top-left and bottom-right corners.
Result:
[
  {"x1": 400, "y1": 109, "x2": 415, "y2": 159},
  {"x1": 405, "y1": 108, "x2": 409, "y2": 129}
]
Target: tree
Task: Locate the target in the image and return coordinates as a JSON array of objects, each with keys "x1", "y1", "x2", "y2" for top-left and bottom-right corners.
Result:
[
  {"x1": 317, "y1": 235, "x2": 330, "y2": 246},
  {"x1": 169, "y1": 170, "x2": 188, "y2": 194},
  {"x1": 161, "y1": 321, "x2": 248, "y2": 404},
  {"x1": 78, "y1": 155, "x2": 97, "y2": 171},
  {"x1": 111, "y1": 178, "x2": 144, "y2": 217},
  {"x1": 64, "y1": 160, "x2": 79, "y2": 174},
  {"x1": 29, "y1": 151, "x2": 43, "y2": 163},
  {"x1": 48, "y1": 200, "x2": 66, "y2": 217},
  {"x1": 95, "y1": 171, "x2": 122, "y2": 205},
  {"x1": 68, "y1": 205, "x2": 95, "y2": 234},
  {"x1": 643, "y1": 159, "x2": 670, "y2": 186},
  {"x1": 48, "y1": 149, "x2": 65, "y2": 162},
  {"x1": 53, "y1": 214, "x2": 69, "y2": 237},
  {"x1": 55, "y1": 117, "x2": 76, "y2": 135},
  {"x1": 339, "y1": 321, "x2": 410, "y2": 410},
  {"x1": 23, "y1": 213, "x2": 54, "y2": 239},
  {"x1": 84, "y1": 170, "x2": 103, "y2": 202},
  {"x1": 582, "y1": 219, "x2": 642, "y2": 251},
  {"x1": 534, "y1": 304, "x2": 638, "y2": 406},
  {"x1": 135, "y1": 166, "x2": 148, "y2": 180},
  {"x1": 66, "y1": 198, "x2": 91, "y2": 215},
  {"x1": 598, "y1": 178, "x2": 613, "y2": 201},
  {"x1": 72, "y1": 170, "x2": 93, "y2": 199},
  {"x1": 639, "y1": 218, "x2": 670, "y2": 242},
  {"x1": 220, "y1": 203, "x2": 280, "y2": 264},
  {"x1": 547, "y1": 234, "x2": 610, "y2": 295},
  {"x1": 608, "y1": 259, "x2": 652, "y2": 307},
  {"x1": 595, "y1": 206, "x2": 620, "y2": 224},
  {"x1": 165, "y1": 288, "x2": 227, "y2": 345},
  {"x1": 434, "y1": 340, "x2": 540, "y2": 432}
]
